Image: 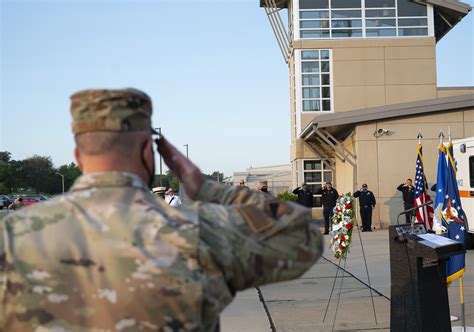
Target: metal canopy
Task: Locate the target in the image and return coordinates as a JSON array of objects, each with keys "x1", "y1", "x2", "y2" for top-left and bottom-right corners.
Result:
[{"x1": 301, "y1": 93, "x2": 474, "y2": 142}]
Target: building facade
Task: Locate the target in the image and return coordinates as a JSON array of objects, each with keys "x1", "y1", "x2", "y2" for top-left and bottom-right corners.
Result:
[
  {"x1": 233, "y1": 164, "x2": 292, "y2": 194},
  {"x1": 261, "y1": 0, "x2": 473, "y2": 225}
]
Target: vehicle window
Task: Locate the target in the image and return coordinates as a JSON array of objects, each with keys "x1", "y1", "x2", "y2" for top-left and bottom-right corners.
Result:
[{"x1": 470, "y1": 156, "x2": 474, "y2": 188}]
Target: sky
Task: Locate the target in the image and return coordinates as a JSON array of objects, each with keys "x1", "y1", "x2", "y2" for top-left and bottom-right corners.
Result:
[{"x1": 1, "y1": 0, "x2": 473, "y2": 177}]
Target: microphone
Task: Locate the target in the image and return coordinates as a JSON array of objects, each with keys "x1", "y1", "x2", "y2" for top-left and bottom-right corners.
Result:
[{"x1": 396, "y1": 200, "x2": 433, "y2": 225}]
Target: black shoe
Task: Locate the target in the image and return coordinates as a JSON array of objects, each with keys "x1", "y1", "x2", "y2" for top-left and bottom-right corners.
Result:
[{"x1": 361, "y1": 229, "x2": 367, "y2": 232}]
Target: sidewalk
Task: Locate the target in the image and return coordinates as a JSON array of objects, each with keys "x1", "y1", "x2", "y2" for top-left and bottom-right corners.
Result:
[{"x1": 222, "y1": 228, "x2": 474, "y2": 331}]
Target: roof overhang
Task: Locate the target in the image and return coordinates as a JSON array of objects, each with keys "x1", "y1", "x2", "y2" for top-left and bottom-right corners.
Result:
[
  {"x1": 301, "y1": 93, "x2": 474, "y2": 141},
  {"x1": 260, "y1": 0, "x2": 288, "y2": 8},
  {"x1": 259, "y1": 0, "x2": 471, "y2": 41}
]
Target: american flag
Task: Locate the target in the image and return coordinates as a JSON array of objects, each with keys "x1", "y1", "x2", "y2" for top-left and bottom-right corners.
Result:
[{"x1": 414, "y1": 144, "x2": 434, "y2": 229}]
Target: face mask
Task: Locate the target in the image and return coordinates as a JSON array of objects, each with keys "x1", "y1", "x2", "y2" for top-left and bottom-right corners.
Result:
[
  {"x1": 261, "y1": 187, "x2": 268, "y2": 193},
  {"x1": 363, "y1": 187, "x2": 367, "y2": 192}
]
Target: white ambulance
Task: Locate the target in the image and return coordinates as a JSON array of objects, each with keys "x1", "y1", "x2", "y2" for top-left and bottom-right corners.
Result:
[{"x1": 453, "y1": 137, "x2": 474, "y2": 249}]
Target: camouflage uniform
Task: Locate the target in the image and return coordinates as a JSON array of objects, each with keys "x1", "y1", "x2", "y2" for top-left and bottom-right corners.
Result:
[{"x1": 0, "y1": 88, "x2": 323, "y2": 332}]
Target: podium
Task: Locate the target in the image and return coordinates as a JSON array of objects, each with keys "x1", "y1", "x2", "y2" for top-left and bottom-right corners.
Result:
[{"x1": 389, "y1": 223, "x2": 465, "y2": 332}]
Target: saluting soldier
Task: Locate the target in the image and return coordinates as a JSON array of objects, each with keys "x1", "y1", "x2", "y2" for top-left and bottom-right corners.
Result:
[{"x1": 0, "y1": 88, "x2": 323, "y2": 331}]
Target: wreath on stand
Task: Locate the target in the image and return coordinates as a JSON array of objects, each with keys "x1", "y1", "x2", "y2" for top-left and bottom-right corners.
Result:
[{"x1": 330, "y1": 193, "x2": 355, "y2": 259}]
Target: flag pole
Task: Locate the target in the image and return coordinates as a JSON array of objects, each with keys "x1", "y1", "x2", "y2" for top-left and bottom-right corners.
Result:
[
  {"x1": 460, "y1": 276, "x2": 466, "y2": 331},
  {"x1": 439, "y1": 131, "x2": 444, "y2": 145},
  {"x1": 417, "y1": 131, "x2": 423, "y2": 145}
]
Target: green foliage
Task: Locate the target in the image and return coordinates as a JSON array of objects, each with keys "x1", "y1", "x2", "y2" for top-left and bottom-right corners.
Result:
[
  {"x1": 0, "y1": 182, "x2": 9, "y2": 195},
  {"x1": 153, "y1": 170, "x2": 179, "y2": 191},
  {"x1": 206, "y1": 171, "x2": 225, "y2": 182},
  {"x1": 0, "y1": 151, "x2": 82, "y2": 194},
  {"x1": 277, "y1": 191, "x2": 298, "y2": 202},
  {"x1": 57, "y1": 162, "x2": 82, "y2": 191}
]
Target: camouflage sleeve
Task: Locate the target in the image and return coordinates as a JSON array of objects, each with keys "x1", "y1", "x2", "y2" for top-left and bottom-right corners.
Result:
[{"x1": 196, "y1": 180, "x2": 323, "y2": 291}]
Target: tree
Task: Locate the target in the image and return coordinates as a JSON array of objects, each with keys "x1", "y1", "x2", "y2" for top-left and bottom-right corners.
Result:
[
  {"x1": 19, "y1": 155, "x2": 58, "y2": 193},
  {"x1": 57, "y1": 162, "x2": 82, "y2": 192},
  {"x1": 206, "y1": 171, "x2": 225, "y2": 182}
]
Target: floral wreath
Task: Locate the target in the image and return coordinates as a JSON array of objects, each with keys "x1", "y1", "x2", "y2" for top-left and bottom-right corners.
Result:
[{"x1": 330, "y1": 193, "x2": 355, "y2": 259}]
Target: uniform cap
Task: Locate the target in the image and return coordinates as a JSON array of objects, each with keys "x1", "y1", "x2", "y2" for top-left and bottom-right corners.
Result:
[{"x1": 70, "y1": 88, "x2": 156, "y2": 135}]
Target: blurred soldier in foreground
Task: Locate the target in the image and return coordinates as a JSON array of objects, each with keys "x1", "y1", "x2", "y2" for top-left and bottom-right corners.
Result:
[{"x1": 0, "y1": 88, "x2": 323, "y2": 331}]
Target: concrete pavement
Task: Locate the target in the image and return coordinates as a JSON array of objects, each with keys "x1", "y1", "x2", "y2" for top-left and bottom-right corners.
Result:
[{"x1": 222, "y1": 228, "x2": 474, "y2": 331}]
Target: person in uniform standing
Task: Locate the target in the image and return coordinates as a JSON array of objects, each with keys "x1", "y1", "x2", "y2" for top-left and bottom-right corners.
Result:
[
  {"x1": 315, "y1": 182, "x2": 339, "y2": 235},
  {"x1": 397, "y1": 179, "x2": 415, "y2": 224},
  {"x1": 353, "y1": 184, "x2": 376, "y2": 232},
  {"x1": 237, "y1": 179, "x2": 249, "y2": 189},
  {"x1": 292, "y1": 183, "x2": 314, "y2": 208},
  {"x1": 0, "y1": 88, "x2": 323, "y2": 332},
  {"x1": 164, "y1": 187, "x2": 182, "y2": 207}
]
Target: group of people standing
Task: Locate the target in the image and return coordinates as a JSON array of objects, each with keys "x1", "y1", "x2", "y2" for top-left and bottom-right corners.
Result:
[{"x1": 292, "y1": 182, "x2": 377, "y2": 233}]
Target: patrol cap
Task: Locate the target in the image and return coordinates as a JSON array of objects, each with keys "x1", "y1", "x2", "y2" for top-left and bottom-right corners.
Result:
[{"x1": 70, "y1": 88, "x2": 158, "y2": 135}]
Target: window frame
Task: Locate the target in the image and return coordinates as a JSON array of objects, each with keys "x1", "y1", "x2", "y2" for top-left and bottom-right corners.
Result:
[
  {"x1": 295, "y1": 0, "x2": 434, "y2": 40},
  {"x1": 301, "y1": 159, "x2": 334, "y2": 208},
  {"x1": 295, "y1": 49, "x2": 334, "y2": 126}
]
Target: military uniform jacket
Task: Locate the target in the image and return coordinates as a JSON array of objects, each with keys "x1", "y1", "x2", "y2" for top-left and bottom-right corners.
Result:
[{"x1": 1, "y1": 172, "x2": 323, "y2": 332}]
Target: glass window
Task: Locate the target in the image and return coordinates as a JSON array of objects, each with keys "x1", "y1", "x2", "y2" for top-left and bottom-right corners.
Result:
[
  {"x1": 301, "y1": 30, "x2": 330, "y2": 38},
  {"x1": 321, "y1": 50, "x2": 330, "y2": 59},
  {"x1": 303, "y1": 87, "x2": 320, "y2": 98},
  {"x1": 398, "y1": 27, "x2": 428, "y2": 36},
  {"x1": 300, "y1": 20, "x2": 330, "y2": 29},
  {"x1": 303, "y1": 159, "x2": 333, "y2": 208},
  {"x1": 366, "y1": 0, "x2": 395, "y2": 7},
  {"x1": 331, "y1": 10, "x2": 362, "y2": 18},
  {"x1": 331, "y1": 0, "x2": 361, "y2": 8},
  {"x1": 331, "y1": 19, "x2": 362, "y2": 28},
  {"x1": 322, "y1": 100, "x2": 331, "y2": 111},
  {"x1": 303, "y1": 74, "x2": 320, "y2": 85},
  {"x1": 321, "y1": 61, "x2": 330, "y2": 72},
  {"x1": 302, "y1": 62, "x2": 319, "y2": 73},
  {"x1": 366, "y1": 28, "x2": 396, "y2": 37},
  {"x1": 332, "y1": 29, "x2": 363, "y2": 38},
  {"x1": 300, "y1": 50, "x2": 331, "y2": 113},
  {"x1": 365, "y1": 9, "x2": 396, "y2": 17},
  {"x1": 300, "y1": 0, "x2": 328, "y2": 9},
  {"x1": 300, "y1": 11, "x2": 329, "y2": 19},
  {"x1": 304, "y1": 160, "x2": 322, "y2": 170},
  {"x1": 324, "y1": 172, "x2": 333, "y2": 182},
  {"x1": 321, "y1": 74, "x2": 330, "y2": 85},
  {"x1": 302, "y1": 50, "x2": 319, "y2": 59},
  {"x1": 305, "y1": 172, "x2": 322, "y2": 183},
  {"x1": 303, "y1": 100, "x2": 321, "y2": 111},
  {"x1": 322, "y1": 87, "x2": 331, "y2": 98},
  {"x1": 366, "y1": 19, "x2": 396, "y2": 27},
  {"x1": 398, "y1": 18, "x2": 428, "y2": 26},
  {"x1": 397, "y1": 0, "x2": 427, "y2": 17}
]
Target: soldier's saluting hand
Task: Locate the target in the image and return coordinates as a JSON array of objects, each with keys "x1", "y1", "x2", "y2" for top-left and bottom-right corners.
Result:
[{"x1": 1, "y1": 88, "x2": 323, "y2": 332}]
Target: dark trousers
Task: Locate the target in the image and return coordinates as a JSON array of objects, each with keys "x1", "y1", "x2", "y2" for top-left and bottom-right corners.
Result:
[
  {"x1": 404, "y1": 203, "x2": 414, "y2": 224},
  {"x1": 323, "y1": 206, "x2": 334, "y2": 233},
  {"x1": 360, "y1": 206, "x2": 373, "y2": 231}
]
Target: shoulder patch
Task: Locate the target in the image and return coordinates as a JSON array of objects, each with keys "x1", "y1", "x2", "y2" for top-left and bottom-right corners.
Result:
[{"x1": 236, "y1": 206, "x2": 274, "y2": 234}]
